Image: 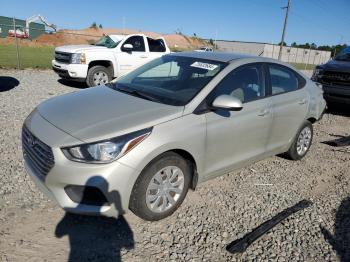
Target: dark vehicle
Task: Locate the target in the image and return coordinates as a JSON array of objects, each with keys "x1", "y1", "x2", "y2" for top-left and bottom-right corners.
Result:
[{"x1": 312, "y1": 46, "x2": 350, "y2": 105}]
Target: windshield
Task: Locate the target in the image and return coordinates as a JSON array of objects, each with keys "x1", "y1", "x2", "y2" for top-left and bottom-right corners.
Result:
[
  {"x1": 110, "y1": 55, "x2": 227, "y2": 106},
  {"x1": 200, "y1": 47, "x2": 207, "y2": 50},
  {"x1": 94, "y1": 35, "x2": 120, "y2": 48},
  {"x1": 335, "y1": 46, "x2": 350, "y2": 61}
]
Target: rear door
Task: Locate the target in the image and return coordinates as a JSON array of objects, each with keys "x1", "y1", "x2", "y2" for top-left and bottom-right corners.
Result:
[
  {"x1": 117, "y1": 35, "x2": 149, "y2": 76},
  {"x1": 146, "y1": 37, "x2": 168, "y2": 62},
  {"x1": 203, "y1": 63, "x2": 273, "y2": 177},
  {"x1": 265, "y1": 63, "x2": 308, "y2": 151}
]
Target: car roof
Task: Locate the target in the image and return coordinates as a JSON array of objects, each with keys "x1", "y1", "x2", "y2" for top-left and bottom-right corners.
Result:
[{"x1": 168, "y1": 51, "x2": 255, "y2": 63}]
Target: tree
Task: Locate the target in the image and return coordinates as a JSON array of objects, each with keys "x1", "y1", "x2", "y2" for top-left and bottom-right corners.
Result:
[
  {"x1": 90, "y1": 22, "x2": 97, "y2": 29},
  {"x1": 99, "y1": 24, "x2": 103, "y2": 29},
  {"x1": 278, "y1": 41, "x2": 287, "y2": 46},
  {"x1": 291, "y1": 42, "x2": 297, "y2": 47}
]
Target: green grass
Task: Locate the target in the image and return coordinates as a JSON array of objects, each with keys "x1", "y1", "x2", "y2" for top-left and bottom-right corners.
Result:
[
  {"x1": 0, "y1": 44, "x2": 317, "y2": 71},
  {"x1": 290, "y1": 63, "x2": 316, "y2": 71},
  {"x1": 0, "y1": 44, "x2": 54, "y2": 69}
]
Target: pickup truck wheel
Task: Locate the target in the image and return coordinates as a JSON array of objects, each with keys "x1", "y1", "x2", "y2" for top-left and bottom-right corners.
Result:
[
  {"x1": 86, "y1": 66, "x2": 112, "y2": 87},
  {"x1": 129, "y1": 152, "x2": 191, "y2": 221}
]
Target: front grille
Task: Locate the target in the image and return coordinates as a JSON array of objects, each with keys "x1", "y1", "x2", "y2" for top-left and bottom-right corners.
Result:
[
  {"x1": 55, "y1": 51, "x2": 71, "y2": 64},
  {"x1": 320, "y1": 71, "x2": 350, "y2": 87},
  {"x1": 22, "y1": 126, "x2": 55, "y2": 179}
]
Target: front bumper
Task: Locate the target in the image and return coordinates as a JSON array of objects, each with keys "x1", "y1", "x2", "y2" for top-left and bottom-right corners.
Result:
[
  {"x1": 52, "y1": 60, "x2": 88, "y2": 80},
  {"x1": 23, "y1": 113, "x2": 140, "y2": 218},
  {"x1": 323, "y1": 84, "x2": 350, "y2": 105}
]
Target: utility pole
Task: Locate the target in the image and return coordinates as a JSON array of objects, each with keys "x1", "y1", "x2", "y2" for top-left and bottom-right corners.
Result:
[
  {"x1": 13, "y1": 17, "x2": 20, "y2": 69},
  {"x1": 278, "y1": 0, "x2": 291, "y2": 60},
  {"x1": 214, "y1": 29, "x2": 218, "y2": 50}
]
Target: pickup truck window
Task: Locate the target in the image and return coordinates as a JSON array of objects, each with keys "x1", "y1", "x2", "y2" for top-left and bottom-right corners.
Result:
[
  {"x1": 335, "y1": 53, "x2": 350, "y2": 62},
  {"x1": 147, "y1": 37, "x2": 166, "y2": 52},
  {"x1": 112, "y1": 55, "x2": 227, "y2": 106},
  {"x1": 122, "y1": 36, "x2": 145, "y2": 52}
]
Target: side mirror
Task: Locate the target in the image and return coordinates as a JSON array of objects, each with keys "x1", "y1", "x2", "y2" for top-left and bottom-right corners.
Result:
[
  {"x1": 122, "y1": 43, "x2": 133, "y2": 52},
  {"x1": 212, "y1": 95, "x2": 243, "y2": 111}
]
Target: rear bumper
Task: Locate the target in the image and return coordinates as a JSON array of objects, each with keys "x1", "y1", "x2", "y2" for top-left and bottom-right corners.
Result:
[
  {"x1": 52, "y1": 60, "x2": 88, "y2": 80},
  {"x1": 323, "y1": 84, "x2": 350, "y2": 104}
]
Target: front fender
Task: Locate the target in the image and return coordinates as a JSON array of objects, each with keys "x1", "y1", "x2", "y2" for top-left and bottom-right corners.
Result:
[{"x1": 117, "y1": 114, "x2": 206, "y2": 177}]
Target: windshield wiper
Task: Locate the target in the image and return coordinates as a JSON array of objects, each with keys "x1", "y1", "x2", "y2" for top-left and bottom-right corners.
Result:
[{"x1": 115, "y1": 86, "x2": 161, "y2": 103}]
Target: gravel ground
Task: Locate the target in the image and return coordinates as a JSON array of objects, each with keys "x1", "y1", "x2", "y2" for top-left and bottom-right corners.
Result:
[{"x1": 0, "y1": 69, "x2": 349, "y2": 262}]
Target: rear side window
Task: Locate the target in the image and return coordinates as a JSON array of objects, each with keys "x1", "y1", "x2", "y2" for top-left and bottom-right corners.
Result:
[
  {"x1": 268, "y1": 64, "x2": 299, "y2": 95},
  {"x1": 296, "y1": 74, "x2": 306, "y2": 89},
  {"x1": 122, "y1": 36, "x2": 145, "y2": 52},
  {"x1": 147, "y1": 37, "x2": 166, "y2": 52}
]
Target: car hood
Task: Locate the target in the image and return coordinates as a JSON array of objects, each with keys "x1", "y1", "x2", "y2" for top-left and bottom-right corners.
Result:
[
  {"x1": 37, "y1": 86, "x2": 184, "y2": 143},
  {"x1": 319, "y1": 59, "x2": 350, "y2": 73},
  {"x1": 55, "y1": 45, "x2": 109, "y2": 53}
]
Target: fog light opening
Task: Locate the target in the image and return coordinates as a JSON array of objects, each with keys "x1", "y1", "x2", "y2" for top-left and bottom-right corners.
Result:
[{"x1": 65, "y1": 185, "x2": 108, "y2": 206}]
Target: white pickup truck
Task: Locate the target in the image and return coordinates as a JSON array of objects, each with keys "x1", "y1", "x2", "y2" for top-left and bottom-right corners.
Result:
[{"x1": 52, "y1": 34, "x2": 170, "y2": 86}]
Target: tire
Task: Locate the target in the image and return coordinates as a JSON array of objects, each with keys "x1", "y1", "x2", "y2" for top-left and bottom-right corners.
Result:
[
  {"x1": 285, "y1": 120, "x2": 313, "y2": 160},
  {"x1": 129, "y1": 152, "x2": 191, "y2": 221},
  {"x1": 86, "y1": 65, "x2": 112, "y2": 87}
]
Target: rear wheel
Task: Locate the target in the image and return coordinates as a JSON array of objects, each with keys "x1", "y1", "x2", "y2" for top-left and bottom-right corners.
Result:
[
  {"x1": 86, "y1": 65, "x2": 112, "y2": 87},
  {"x1": 129, "y1": 152, "x2": 191, "y2": 221},
  {"x1": 285, "y1": 120, "x2": 313, "y2": 160}
]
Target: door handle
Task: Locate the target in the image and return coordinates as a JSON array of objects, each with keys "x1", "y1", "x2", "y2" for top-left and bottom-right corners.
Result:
[
  {"x1": 140, "y1": 55, "x2": 148, "y2": 58},
  {"x1": 298, "y1": 99, "x2": 307, "y2": 105},
  {"x1": 258, "y1": 109, "x2": 270, "y2": 116}
]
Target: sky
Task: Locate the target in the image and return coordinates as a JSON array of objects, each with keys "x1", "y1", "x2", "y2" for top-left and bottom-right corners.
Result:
[{"x1": 1, "y1": 0, "x2": 349, "y2": 46}]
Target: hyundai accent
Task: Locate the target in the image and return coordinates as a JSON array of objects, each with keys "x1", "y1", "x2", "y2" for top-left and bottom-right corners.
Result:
[{"x1": 22, "y1": 52, "x2": 326, "y2": 221}]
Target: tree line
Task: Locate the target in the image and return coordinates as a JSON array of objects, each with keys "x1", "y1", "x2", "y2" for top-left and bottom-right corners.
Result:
[{"x1": 279, "y1": 41, "x2": 347, "y2": 57}]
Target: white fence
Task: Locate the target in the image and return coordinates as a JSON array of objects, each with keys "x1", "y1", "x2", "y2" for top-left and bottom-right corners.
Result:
[{"x1": 215, "y1": 40, "x2": 331, "y2": 65}]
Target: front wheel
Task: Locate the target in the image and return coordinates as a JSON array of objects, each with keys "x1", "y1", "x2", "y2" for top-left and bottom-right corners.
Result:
[
  {"x1": 285, "y1": 120, "x2": 313, "y2": 160},
  {"x1": 86, "y1": 65, "x2": 112, "y2": 87},
  {"x1": 129, "y1": 152, "x2": 191, "y2": 221}
]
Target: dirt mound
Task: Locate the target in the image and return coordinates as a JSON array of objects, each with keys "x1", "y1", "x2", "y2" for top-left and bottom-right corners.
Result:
[{"x1": 4, "y1": 27, "x2": 210, "y2": 50}]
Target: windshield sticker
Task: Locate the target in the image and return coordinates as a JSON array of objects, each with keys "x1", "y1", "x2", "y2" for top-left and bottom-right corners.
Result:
[{"x1": 190, "y1": 62, "x2": 218, "y2": 71}]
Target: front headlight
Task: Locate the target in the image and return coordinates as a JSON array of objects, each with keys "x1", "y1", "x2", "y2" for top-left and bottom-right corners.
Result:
[
  {"x1": 62, "y1": 127, "x2": 152, "y2": 163},
  {"x1": 312, "y1": 68, "x2": 323, "y2": 81},
  {"x1": 314, "y1": 68, "x2": 323, "y2": 75},
  {"x1": 71, "y1": 53, "x2": 86, "y2": 64}
]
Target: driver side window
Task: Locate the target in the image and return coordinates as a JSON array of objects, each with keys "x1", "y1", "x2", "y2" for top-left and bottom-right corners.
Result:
[
  {"x1": 122, "y1": 36, "x2": 145, "y2": 52},
  {"x1": 208, "y1": 64, "x2": 265, "y2": 103}
]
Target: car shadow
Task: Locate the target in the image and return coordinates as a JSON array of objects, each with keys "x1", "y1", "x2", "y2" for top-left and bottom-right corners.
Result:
[
  {"x1": 321, "y1": 196, "x2": 350, "y2": 262},
  {"x1": 55, "y1": 176, "x2": 134, "y2": 261},
  {"x1": 326, "y1": 103, "x2": 350, "y2": 117},
  {"x1": 58, "y1": 79, "x2": 87, "y2": 89},
  {"x1": 0, "y1": 76, "x2": 20, "y2": 92},
  {"x1": 321, "y1": 135, "x2": 350, "y2": 147}
]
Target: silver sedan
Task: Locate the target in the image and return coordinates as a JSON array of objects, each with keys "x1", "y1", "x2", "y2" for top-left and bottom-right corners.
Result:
[{"x1": 22, "y1": 52, "x2": 326, "y2": 221}]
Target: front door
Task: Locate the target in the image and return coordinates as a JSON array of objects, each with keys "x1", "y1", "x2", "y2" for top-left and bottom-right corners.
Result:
[
  {"x1": 203, "y1": 63, "x2": 273, "y2": 177},
  {"x1": 117, "y1": 35, "x2": 149, "y2": 76}
]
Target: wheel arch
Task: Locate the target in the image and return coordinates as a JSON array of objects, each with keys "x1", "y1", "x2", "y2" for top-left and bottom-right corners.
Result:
[
  {"x1": 88, "y1": 60, "x2": 114, "y2": 76},
  {"x1": 136, "y1": 148, "x2": 199, "y2": 191},
  {"x1": 171, "y1": 149, "x2": 198, "y2": 190},
  {"x1": 307, "y1": 117, "x2": 317, "y2": 124}
]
